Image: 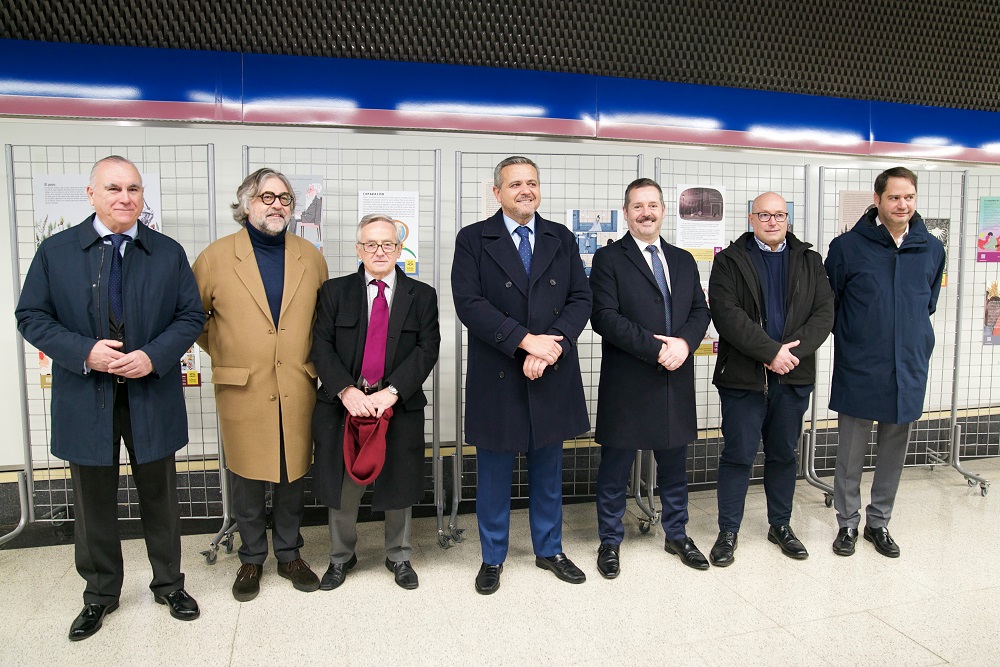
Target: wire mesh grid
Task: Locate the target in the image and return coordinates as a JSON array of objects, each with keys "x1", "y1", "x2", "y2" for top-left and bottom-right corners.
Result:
[
  {"x1": 656, "y1": 158, "x2": 809, "y2": 486},
  {"x1": 456, "y1": 152, "x2": 641, "y2": 503},
  {"x1": 813, "y1": 167, "x2": 965, "y2": 476},
  {"x1": 957, "y1": 171, "x2": 1000, "y2": 461},
  {"x1": 8, "y1": 144, "x2": 219, "y2": 522},
  {"x1": 244, "y1": 146, "x2": 441, "y2": 509}
]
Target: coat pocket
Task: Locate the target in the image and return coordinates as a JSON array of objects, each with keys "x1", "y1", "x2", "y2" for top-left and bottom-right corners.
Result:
[{"x1": 212, "y1": 366, "x2": 250, "y2": 386}]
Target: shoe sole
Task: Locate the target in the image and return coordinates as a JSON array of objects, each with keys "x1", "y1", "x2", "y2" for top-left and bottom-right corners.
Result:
[
  {"x1": 664, "y1": 544, "x2": 710, "y2": 570},
  {"x1": 832, "y1": 543, "x2": 855, "y2": 556},
  {"x1": 232, "y1": 586, "x2": 260, "y2": 602},
  {"x1": 68, "y1": 601, "x2": 119, "y2": 641},
  {"x1": 709, "y1": 554, "x2": 734, "y2": 567},
  {"x1": 863, "y1": 533, "x2": 900, "y2": 558},
  {"x1": 597, "y1": 566, "x2": 619, "y2": 580},
  {"x1": 278, "y1": 567, "x2": 321, "y2": 592},
  {"x1": 767, "y1": 533, "x2": 809, "y2": 560}
]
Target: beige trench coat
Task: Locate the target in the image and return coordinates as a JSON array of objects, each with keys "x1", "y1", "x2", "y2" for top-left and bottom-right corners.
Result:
[{"x1": 193, "y1": 228, "x2": 328, "y2": 482}]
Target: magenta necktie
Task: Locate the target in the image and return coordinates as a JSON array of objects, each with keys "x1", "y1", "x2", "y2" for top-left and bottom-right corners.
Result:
[{"x1": 361, "y1": 280, "x2": 389, "y2": 386}]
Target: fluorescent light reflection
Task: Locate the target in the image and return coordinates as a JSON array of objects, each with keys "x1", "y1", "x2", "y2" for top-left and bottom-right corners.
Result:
[
  {"x1": 397, "y1": 102, "x2": 546, "y2": 116},
  {"x1": 248, "y1": 96, "x2": 358, "y2": 109},
  {"x1": 748, "y1": 125, "x2": 865, "y2": 147},
  {"x1": 910, "y1": 136, "x2": 952, "y2": 146},
  {"x1": 599, "y1": 113, "x2": 721, "y2": 130},
  {"x1": 0, "y1": 79, "x2": 141, "y2": 99}
]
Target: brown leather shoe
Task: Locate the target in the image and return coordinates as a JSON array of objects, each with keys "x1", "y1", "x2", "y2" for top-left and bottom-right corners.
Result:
[
  {"x1": 232, "y1": 562, "x2": 262, "y2": 602},
  {"x1": 277, "y1": 558, "x2": 320, "y2": 592}
]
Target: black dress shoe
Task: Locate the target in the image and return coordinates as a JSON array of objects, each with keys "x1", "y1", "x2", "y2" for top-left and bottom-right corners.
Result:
[
  {"x1": 277, "y1": 558, "x2": 320, "y2": 592},
  {"x1": 475, "y1": 562, "x2": 503, "y2": 595},
  {"x1": 864, "y1": 525, "x2": 900, "y2": 558},
  {"x1": 68, "y1": 601, "x2": 119, "y2": 641},
  {"x1": 767, "y1": 524, "x2": 809, "y2": 560},
  {"x1": 536, "y1": 553, "x2": 587, "y2": 584},
  {"x1": 596, "y1": 544, "x2": 620, "y2": 579},
  {"x1": 320, "y1": 554, "x2": 358, "y2": 591},
  {"x1": 153, "y1": 588, "x2": 200, "y2": 621},
  {"x1": 832, "y1": 527, "x2": 859, "y2": 556},
  {"x1": 232, "y1": 562, "x2": 262, "y2": 602},
  {"x1": 385, "y1": 558, "x2": 419, "y2": 590},
  {"x1": 709, "y1": 531, "x2": 738, "y2": 567},
  {"x1": 664, "y1": 537, "x2": 709, "y2": 570}
]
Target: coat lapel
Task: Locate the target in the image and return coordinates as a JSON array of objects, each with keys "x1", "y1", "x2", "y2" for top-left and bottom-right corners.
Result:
[
  {"x1": 621, "y1": 232, "x2": 662, "y2": 293},
  {"x1": 482, "y1": 211, "x2": 529, "y2": 296},
  {"x1": 529, "y1": 217, "x2": 559, "y2": 289},
  {"x1": 352, "y1": 268, "x2": 369, "y2": 378},
  {"x1": 279, "y1": 235, "x2": 306, "y2": 322},
  {"x1": 233, "y1": 228, "x2": 275, "y2": 326},
  {"x1": 384, "y1": 268, "x2": 413, "y2": 371}
]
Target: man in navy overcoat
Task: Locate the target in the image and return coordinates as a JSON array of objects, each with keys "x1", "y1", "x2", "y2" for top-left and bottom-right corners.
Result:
[{"x1": 452, "y1": 156, "x2": 592, "y2": 594}]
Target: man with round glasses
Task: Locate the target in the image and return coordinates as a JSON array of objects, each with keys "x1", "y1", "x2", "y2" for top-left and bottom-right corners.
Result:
[
  {"x1": 707, "y1": 191, "x2": 833, "y2": 566},
  {"x1": 311, "y1": 214, "x2": 439, "y2": 591},
  {"x1": 193, "y1": 168, "x2": 328, "y2": 601}
]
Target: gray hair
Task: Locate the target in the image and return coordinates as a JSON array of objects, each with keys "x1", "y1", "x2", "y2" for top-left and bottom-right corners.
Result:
[
  {"x1": 231, "y1": 168, "x2": 295, "y2": 225},
  {"x1": 356, "y1": 214, "x2": 405, "y2": 243},
  {"x1": 493, "y1": 156, "x2": 539, "y2": 188},
  {"x1": 89, "y1": 155, "x2": 140, "y2": 186}
]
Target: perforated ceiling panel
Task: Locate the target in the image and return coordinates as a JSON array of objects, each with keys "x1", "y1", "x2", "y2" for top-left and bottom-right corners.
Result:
[{"x1": 2, "y1": 0, "x2": 997, "y2": 111}]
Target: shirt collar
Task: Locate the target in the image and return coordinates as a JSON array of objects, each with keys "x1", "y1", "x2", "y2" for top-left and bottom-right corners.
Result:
[
  {"x1": 633, "y1": 235, "x2": 663, "y2": 254},
  {"x1": 876, "y1": 217, "x2": 909, "y2": 246},
  {"x1": 502, "y1": 212, "x2": 535, "y2": 238},
  {"x1": 93, "y1": 218, "x2": 138, "y2": 241},
  {"x1": 753, "y1": 235, "x2": 786, "y2": 253},
  {"x1": 365, "y1": 268, "x2": 397, "y2": 291}
]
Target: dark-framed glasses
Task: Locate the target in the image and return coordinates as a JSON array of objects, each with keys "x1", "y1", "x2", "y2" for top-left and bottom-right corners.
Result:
[
  {"x1": 752, "y1": 212, "x2": 788, "y2": 223},
  {"x1": 358, "y1": 241, "x2": 399, "y2": 253},
  {"x1": 258, "y1": 191, "x2": 293, "y2": 206}
]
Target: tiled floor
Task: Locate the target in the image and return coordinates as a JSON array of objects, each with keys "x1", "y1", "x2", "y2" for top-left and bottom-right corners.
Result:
[{"x1": 1, "y1": 459, "x2": 998, "y2": 666}]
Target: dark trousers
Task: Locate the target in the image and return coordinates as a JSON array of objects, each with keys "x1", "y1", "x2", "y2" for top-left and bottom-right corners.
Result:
[
  {"x1": 596, "y1": 444, "x2": 690, "y2": 543},
  {"x1": 716, "y1": 381, "x2": 812, "y2": 533},
  {"x1": 70, "y1": 382, "x2": 183, "y2": 605},
  {"x1": 230, "y1": 472, "x2": 305, "y2": 565},
  {"x1": 475, "y1": 438, "x2": 563, "y2": 565}
]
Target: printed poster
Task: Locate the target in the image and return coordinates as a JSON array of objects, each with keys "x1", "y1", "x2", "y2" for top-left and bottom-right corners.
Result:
[
  {"x1": 566, "y1": 209, "x2": 619, "y2": 276},
  {"x1": 977, "y1": 196, "x2": 1000, "y2": 262},
  {"x1": 180, "y1": 344, "x2": 202, "y2": 387},
  {"x1": 358, "y1": 190, "x2": 420, "y2": 275},
  {"x1": 286, "y1": 175, "x2": 324, "y2": 251},
  {"x1": 985, "y1": 281, "x2": 1000, "y2": 345},
  {"x1": 676, "y1": 184, "x2": 725, "y2": 261},
  {"x1": 695, "y1": 280, "x2": 719, "y2": 356},
  {"x1": 924, "y1": 218, "x2": 950, "y2": 286},
  {"x1": 838, "y1": 190, "x2": 872, "y2": 234}
]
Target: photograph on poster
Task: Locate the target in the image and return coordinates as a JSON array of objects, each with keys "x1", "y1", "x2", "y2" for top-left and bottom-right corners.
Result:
[
  {"x1": 676, "y1": 184, "x2": 725, "y2": 260},
  {"x1": 985, "y1": 281, "x2": 1000, "y2": 345},
  {"x1": 838, "y1": 190, "x2": 872, "y2": 234},
  {"x1": 286, "y1": 175, "x2": 324, "y2": 250},
  {"x1": 924, "y1": 218, "x2": 950, "y2": 286},
  {"x1": 567, "y1": 209, "x2": 618, "y2": 275}
]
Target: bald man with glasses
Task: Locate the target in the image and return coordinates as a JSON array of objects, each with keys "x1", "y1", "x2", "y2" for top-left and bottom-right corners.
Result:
[{"x1": 706, "y1": 192, "x2": 833, "y2": 567}]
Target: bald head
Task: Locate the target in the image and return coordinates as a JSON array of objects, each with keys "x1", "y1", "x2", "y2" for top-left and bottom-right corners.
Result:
[{"x1": 749, "y1": 192, "x2": 789, "y2": 252}]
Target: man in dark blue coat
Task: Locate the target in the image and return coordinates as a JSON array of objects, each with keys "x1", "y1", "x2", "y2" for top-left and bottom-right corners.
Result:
[
  {"x1": 825, "y1": 167, "x2": 946, "y2": 558},
  {"x1": 15, "y1": 156, "x2": 205, "y2": 639},
  {"x1": 453, "y1": 156, "x2": 592, "y2": 594},
  {"x1": 707, "y1": 192, "x2": 833, "y2": 567},
  {"x1": 589, "y1": 178, "x2": 710, "y2": 577}
]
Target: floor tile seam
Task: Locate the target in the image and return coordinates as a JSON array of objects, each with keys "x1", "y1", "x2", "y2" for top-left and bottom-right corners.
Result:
[{"x1": 686, "y1": 625, "x2": 839, "y2": 667}]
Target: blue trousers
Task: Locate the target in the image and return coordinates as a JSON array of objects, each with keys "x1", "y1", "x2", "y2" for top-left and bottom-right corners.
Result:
[
  {"x1": 716, "y1": 381, "x2": 812, "y2": 533},
  {"x1": 596, "y1": 444, "x2": 689, "y2": 543},
  {"x1": 475, "y1": 441, "x2": 564, "y2": 565}
]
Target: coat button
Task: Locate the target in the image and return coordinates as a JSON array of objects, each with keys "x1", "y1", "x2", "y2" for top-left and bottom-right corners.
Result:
[
  {"x1": 553, "y1": 363, "x2": 559, "y2": 370},
  {"x1": 655, "y1": 297, "x2": 662, "y2": 303},
  {"x1": 269, "y1": 395, "x2": 277, "y2": 401},
  {"x1": 495, "y1": 332, "x2": 503, "y2": 340},
  {"x1": 505, "y1": 281, "x2": 512, "y2": 288},
  {"x1": 553, "y1": 308, "x2": 559, "y2": 314},
  {"x1": 276, "y1": 361, "x2": 282, "y2": 367},
  {"x1": 549, "y1": 279, "x2": 556, "y2": 286},
  {"x1": 499, "y1": 371, "x2": 505, "y2": 379},
  {"x1": 504, "y1": 311, "x2": 509, "y2": 316},
  {"x1": 268, "y1": 329, "x2": 274, "y2": 334}
]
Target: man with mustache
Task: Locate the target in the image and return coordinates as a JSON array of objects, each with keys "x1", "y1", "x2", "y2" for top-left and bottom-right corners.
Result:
[
  {"x1": 589, "y1": 178, "x2": 710, "y2": 577},
  {"x1": 453, "y1": 156, "x2": 592, "y2": 594},
  {"x1": 194, "y1": 168, "x2": 329, "y2": 600}
]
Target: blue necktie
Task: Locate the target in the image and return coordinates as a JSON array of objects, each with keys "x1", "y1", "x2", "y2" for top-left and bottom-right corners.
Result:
[
  {"x1": 108, "y1": 234, "x2": 128, "y2": 322},
  {"x1": 647, "y1": 245, "x2": 672, "y2": 336},
  {"x1": 514, "y1": 226, "x2": 532, "y2": 275}
]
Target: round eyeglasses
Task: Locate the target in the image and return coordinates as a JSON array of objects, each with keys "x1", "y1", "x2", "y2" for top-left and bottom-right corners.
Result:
[
  {"x1": 752, "y1": 212, "x2": 788, "y2": 223},
  {"x1": 258, "y1": 191, "x2": 293, "y2": 206},
  {"x1": 358, "y1": 241, "x2": 399, "y2": 253}
]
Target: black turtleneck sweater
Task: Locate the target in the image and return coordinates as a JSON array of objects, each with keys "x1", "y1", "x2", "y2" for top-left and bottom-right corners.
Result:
[{"x1": 245, "y1": 221, "x2": 285, "y2": 326}]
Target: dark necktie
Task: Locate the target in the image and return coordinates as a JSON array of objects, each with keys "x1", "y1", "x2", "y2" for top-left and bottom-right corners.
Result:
[
  {"x1": 646, "y1": 245, "x2": 672, "y2": 336},
  {"x1": 361, "y1": 279, "x2": 389, "y2": 386},
  {"x1": 515, "y1": 226, "x2": 532, "y2": 275},
  {"x1": 108, "y1": 234, "x2": 128, "y2": 323}
]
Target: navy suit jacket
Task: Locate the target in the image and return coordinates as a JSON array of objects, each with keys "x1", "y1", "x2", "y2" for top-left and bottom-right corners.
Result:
[
  {"x1": 590, "y1": 232, "x2": 709, "y2": 449},
  {"x1": 452, "y1": 210, "x2": 591, "y2": 452}
]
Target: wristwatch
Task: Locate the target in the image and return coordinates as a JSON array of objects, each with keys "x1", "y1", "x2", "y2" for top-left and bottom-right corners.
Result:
[{"x1": 387, "y1": 384, "x2": 399, "y2": 396}]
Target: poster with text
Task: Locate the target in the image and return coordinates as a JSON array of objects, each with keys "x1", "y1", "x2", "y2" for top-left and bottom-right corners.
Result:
[
  {"x1": 567, "y1": 209, "x2": 619, "y2": 276},
  {"x1": 32, "y1": 173, "x2": 162, "y2": 246},
  {"x1": 985, "y1": 281, "x2": 1000, "y2": 345},
  {"x1": 676, "y1": 184, "x2": 725, "y2": 260},
  {"x1": 924, "y1": 218, "x2": 950, "y2": 286},
  {"x1": 181, "y1": 344, "x2": 203, "y2": 387},
  {"x1": 977, "y1": 197, "x2": 1000, "y2": 262},
  {"x1": 358, "y1": 190, "x2": 420, "y2": 275},
  {"x1": 287, "y1": 175, "x2": 324, "y2": 251},
  {"x1": 480, "y1": 181, "x2": 498, "y2": 220},
  {"x1": 695, "y1": 280, "x2": 719, "y2": 356},
  {"x1": 838, "y1": 190, "x2": 872, "y2": 234}
]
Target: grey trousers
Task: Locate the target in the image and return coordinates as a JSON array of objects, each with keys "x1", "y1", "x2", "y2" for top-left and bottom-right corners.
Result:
[
  {"x1": 833, "y1": 414, "x2": 912, "y2": 530},
  {"x1": 328, "y1": 471, "x2": 412, "y2": 564}
]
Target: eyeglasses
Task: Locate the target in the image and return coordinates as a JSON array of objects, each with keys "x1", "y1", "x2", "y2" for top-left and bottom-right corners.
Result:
[
  {"x1": 358, "y1": 241, "x2": 400, "y2": 253},
  {"x1": 752, "y1": 212, "x2": 788, "y2": 223},
  {"x1": 258, "y1": 191, "x2": 293, "y2": 206}
]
